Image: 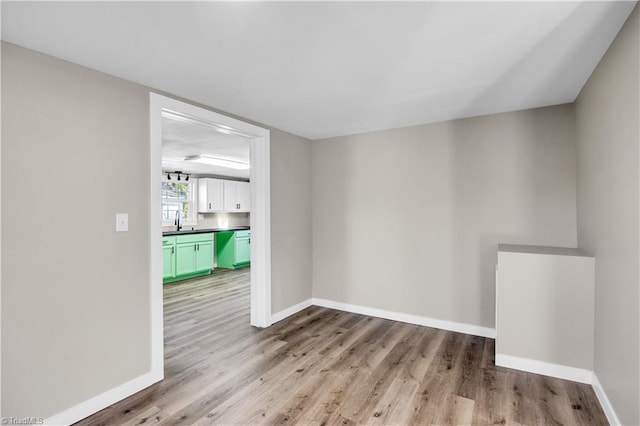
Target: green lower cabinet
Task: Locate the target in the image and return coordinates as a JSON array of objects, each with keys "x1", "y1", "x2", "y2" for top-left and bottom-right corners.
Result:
[
  {"x1": 164, "y1": 233, "x2": 215, "y2": 284},
  {"x1": 235, "y1": 237, "x2": 250, "y2": 265},
  {"x1": 195, "y1": 240, "x2": 214, "y2": 272},
  {"x1": 162, "y1": 237, "x2": 176, "y2": 280},
  {"x1": 216, "y1": 230, "x2": 251, "y2": 269}
]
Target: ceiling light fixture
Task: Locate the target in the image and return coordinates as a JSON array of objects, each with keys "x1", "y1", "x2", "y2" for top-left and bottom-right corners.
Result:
[{"x1": 184, "y1": 155, "x2": 250, "y2": 170}]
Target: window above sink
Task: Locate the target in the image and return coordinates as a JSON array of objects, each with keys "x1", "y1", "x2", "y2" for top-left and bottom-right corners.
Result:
[{"x1": 161, "y1": 178, "x2": 197, "y2": 227}]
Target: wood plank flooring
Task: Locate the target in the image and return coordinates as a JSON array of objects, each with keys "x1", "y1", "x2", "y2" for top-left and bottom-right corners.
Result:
[{"x1": 75, "y1": 268, "x2": 608, "y2": 425}]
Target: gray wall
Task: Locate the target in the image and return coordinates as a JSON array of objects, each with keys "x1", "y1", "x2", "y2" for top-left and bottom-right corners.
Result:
[
  {"x1": 270, "y1": 129, "x2": 313, "y2": 313},
  {"x1": 312, "y1": 105, "x2": 578, "y2": 328},
  {"x1": 575, "y1": 5, "x2": 639, "y2": 425},
  {"x1": 1, "y1": 42, "x2": 313, "y2": 418},
  {"x1": 2, "y1": 42, "x2": 151, "y2": 417}
]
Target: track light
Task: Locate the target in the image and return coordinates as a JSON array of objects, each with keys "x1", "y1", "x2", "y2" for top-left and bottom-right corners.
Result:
[{"x1": 165, "y1": 171, "x2": 190, "y2": 182}]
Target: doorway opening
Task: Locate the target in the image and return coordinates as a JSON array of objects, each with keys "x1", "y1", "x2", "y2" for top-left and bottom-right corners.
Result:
[{"x1": 149, "y1": 94, "x2": 271, "y2": 380}]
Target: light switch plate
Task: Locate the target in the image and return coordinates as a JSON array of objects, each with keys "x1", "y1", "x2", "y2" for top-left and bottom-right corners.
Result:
[{"x1": 116, "y1": 213, "x2": 129, "y2": 232}]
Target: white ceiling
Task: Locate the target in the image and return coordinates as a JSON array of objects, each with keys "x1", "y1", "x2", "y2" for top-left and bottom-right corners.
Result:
[
  {"x1": 2, "y1": 1, "x2": 636, "y2": 140},
  {"x1": 162, "y1": 115, "x2": 250, "y2": 179}
]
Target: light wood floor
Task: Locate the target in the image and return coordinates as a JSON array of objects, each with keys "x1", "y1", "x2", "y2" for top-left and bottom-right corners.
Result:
[{"x1": 76, "y1": 268, "x2": 608, "y2": 425}]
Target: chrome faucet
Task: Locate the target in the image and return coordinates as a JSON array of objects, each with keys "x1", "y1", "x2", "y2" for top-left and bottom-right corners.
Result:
[{"x1": 174, "y1": 210, "x2": 182, "y2": 231}]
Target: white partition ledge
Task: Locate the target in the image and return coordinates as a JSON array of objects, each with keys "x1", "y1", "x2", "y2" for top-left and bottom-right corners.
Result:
[
  {"x1": 496, "y1": 244, "x2": 595, "y2": 376},
  {"x1": 498, "y1": 244, "x2": 590, "y2": 257}
]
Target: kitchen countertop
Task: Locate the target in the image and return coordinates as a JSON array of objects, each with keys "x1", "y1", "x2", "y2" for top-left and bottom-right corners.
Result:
[{"x1": 162, "y1": 226, "x2": 250, "y2": 237}]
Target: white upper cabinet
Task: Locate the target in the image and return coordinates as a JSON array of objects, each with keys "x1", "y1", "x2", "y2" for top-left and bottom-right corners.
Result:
[
  {"x1": 197, "y1": 178, "x2": 224, "y2": 212},
  {"x1": 237, "y1": 181, "x2": 250, "y2": 212},
  {"x1": 223, "y1": 180, "x2": 250, "y2": 212},
  {"x1": 199, "y1": 178, "x2": 250, "y2": 213}
]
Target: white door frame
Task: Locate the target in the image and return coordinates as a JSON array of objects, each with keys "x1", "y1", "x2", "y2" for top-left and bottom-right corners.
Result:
[{"x1": 149, "y1": 93, "x2": 271, "y2": 379}]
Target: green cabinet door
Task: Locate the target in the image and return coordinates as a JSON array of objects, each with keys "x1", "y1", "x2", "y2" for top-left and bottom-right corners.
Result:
[
  {"x1": 163, "y1": 245, "x2": 176, "y2": 279},
  {"x1": 175, "y1": 243, "x2": 197, "y2": 276},
  {"x1": 235, "y1": 237, "x2": 250, "y2": 265},
  {"x1": 195, "y1": 240, "x2": 214, "y2": 272}
]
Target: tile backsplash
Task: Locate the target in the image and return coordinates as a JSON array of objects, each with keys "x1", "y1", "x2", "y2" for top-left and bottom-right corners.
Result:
[
  {"x1": 199, "y1": 212, "x2": 250, "y2": 229},
  {"x1": 163, "y1": 212, "x2": 250, "y2": 232}
]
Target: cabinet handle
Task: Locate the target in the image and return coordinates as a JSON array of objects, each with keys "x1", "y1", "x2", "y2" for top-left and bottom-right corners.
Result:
[
  {"x1": 171, "y1": 247, "x2": 174, "y2": 254},
  {"x1": 209, "y1": 202, "x2": 211, "y2": 209},
  {"x1": 248, "y1": 238, "x2": 250, "y2": 244},
  {"x1": 194, "y1": 244, "x2": 197, "y2": 251}
]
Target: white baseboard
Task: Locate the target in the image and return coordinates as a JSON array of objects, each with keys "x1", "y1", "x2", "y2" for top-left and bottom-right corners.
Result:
[
  {"x1": 44, "y1": 371, "x2": 162, "y2": 426},
  {"x1": 495, "y1": 355, "x2": 622, "y2": 423},
  {"x1": 311, "y1": 298, "x2": 496, "y2": 339},
  {"x1": 42, "y1": 300, "x2": 619, "y2": 426},
  {"x1": 592, "y1": 373, "x2": 621, "y2": 426},
  {"x1": 270, "y1": 298, "x2": 313, "y2": 325},
  {"x1": 495, "y1": 353, "x2": 593, "y2": 384}
]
